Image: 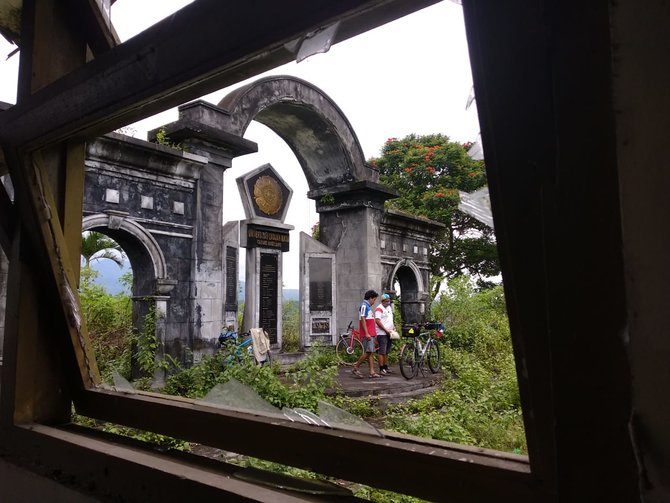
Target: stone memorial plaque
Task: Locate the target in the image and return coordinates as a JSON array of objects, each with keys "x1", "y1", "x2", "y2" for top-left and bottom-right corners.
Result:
[
  {"x1": 311, "y1": 317, "x2": 330, "y2": 335},
  {"x1": 245, "y1": 171, "x2": 291, "y2": 221},
  {"x1": 259, "y1": 253, "x2": 278, "y2": 344},
  {"x1": 246, "y1": 225, "x2": 290, "y2": 252},
  {"x1": 309, "y1": 257, "x2": 332, "y2": 311},
  {"x1": 225, "y1": 246, "x2": 237, "y2": 312}
]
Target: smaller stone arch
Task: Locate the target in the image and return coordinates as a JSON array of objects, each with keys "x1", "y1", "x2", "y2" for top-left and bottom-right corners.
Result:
[
  {"x1": 387, "y1": 259, "x2": 425, "y2": 295},
  {"x1": 386, "y1": 259, "x2": 428, "y2": 325},
  {"x1": 82, "y1": 211, "x2": 176, "y2": 385},
  {"x1": 82, "y1": 212, "x2": 172, "y2": 294}
]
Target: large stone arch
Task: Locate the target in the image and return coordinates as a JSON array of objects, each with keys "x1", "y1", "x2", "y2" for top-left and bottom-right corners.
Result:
[
  {"x1": 214, "y1": 76, "x2": 397, "y2": 336},
  {"x1": 217, "y1": 75, "x2": 376, "y2": 190}
]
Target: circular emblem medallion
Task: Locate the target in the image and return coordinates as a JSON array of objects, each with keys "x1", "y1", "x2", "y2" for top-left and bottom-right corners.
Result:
[{"x1": 253, "y1": 175, "x2": 283, "y2": 216}]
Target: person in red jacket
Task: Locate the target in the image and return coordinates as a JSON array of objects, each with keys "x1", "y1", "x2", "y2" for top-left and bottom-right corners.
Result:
[{"x1": 351, "y1": 290, "x2": 380, "y2": 378}]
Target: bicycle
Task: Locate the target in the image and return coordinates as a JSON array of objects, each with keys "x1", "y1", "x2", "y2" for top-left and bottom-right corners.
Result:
[
  {"x1": 398, "y1": 322, "x2": 444, "y2": 380},
  {"x1": 335, "y1": 321, "x2": 379, "y2": 365},
  {"x1": 218, "y1": 329, "x2": 272, "y2": 366}
]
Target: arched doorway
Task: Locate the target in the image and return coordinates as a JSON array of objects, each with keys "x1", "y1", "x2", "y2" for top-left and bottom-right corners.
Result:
[
  {"x1": 82, "y1": 212, "x2": 176, "y2": 383},
  {"x1": 387, "y1": 259, "x2": 427, "y2": 325},
  {"x1": 215, "y1": 76, "x2": 397, "y2": 335}
]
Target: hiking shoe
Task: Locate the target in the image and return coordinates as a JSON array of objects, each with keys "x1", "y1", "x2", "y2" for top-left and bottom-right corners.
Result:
[{"x1": 380, "y1": 369, "x2": 388, "y2": 375}]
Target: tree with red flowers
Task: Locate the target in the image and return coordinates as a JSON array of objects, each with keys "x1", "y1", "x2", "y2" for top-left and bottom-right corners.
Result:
[{"x1": 370, "y1": 133, "x2": 499, "y2": 295}]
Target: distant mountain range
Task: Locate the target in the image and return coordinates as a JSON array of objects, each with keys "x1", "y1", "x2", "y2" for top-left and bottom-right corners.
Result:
[
  {"x1": 238, "y1": 281, "x2": 299, "y2": 301},
  {"x1": 90, "y1": 260, "x2": 299, "y2": 301}
]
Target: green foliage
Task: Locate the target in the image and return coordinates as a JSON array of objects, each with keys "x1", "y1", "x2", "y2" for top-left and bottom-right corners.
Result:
[
  {"x1": 282, "y1": 299, "x2": 300, "y2": 352},
  {"x1": 289, "y1": 343, "x2": 339, "y2": 370},
  {"x1": 72, "y1": 412, "x2": 189, "y2": 451},
  {"x1": 237, "y1": 301, "x2": 245, "y2": 331},
  {"x1": 100, "y1": 423, "x2": 190, "y2": 451},
  {"x1": 153, "y1": 127, "x2": 186, "y2": 151},
  {"x1": 433, "y1": 276, "x2": 509, "y2": 355},
  {"x1": 81, "y1": 231, "x2": 125, "y2": 268},
  {"x1": 130, "y1": 302, "x2": 164, "y2": 377},
  {"x1": 379, "y1": 276, "x2": 525, "y2": 453},
  {"x1": 163, "y1": 345, "x2": 338, "y2": 412},
  {"x1": 326, "y1": 395, "x2": 382, "y2": 419},
  {"x1": 119, "y1": 270, "x2": 133, "y2": 294},
  {"x1": 384, "y1": 345, "x2": 524, "y2": 452},
  {"x1": 319, "y1": 192, "x2": 335, "y2": 205},
  {"x1": 370, "y1": 134, "x2": 499, "y2": 295},
  {"x1": 283, "y1": 345, "x2": 339, "y2": 410},
  {"x1": 79, "y1": 267, "x2": 133, "y2": 381},
  {"x1": 353, "y1": 486, "x2": 428, "y2": 503},
  {"x1": 80, "y1": 268, "x2": 165, "y2": 385}
]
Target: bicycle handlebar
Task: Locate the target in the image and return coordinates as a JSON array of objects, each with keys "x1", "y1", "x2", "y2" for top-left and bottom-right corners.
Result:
[{"x1": 401, "y1": 321, "x2": 443, "y2": 330}]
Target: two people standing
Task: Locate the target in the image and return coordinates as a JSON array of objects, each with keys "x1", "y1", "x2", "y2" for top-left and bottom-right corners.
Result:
[{"x1": 351, "y1": 290, "x2": 396, "y2": 378}]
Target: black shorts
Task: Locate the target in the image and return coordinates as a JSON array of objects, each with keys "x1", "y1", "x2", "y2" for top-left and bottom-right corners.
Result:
[{"x1": 377, "y1": 333, "x2": 391, "y2": 355}]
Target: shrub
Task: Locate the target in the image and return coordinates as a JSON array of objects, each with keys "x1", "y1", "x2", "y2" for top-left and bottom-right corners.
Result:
[
  {"x1": 282, "y1": 299, "x2": 300, "y2": 352},
  {"x1": 80, "y1": 267, "x2": 134, "y2": 382},
  {"x1": 162, "y1": 345, "x2": 338, "y2": 412},
  {"x1": 409, "y1": 276, "x2": 527, "y2": 453}
]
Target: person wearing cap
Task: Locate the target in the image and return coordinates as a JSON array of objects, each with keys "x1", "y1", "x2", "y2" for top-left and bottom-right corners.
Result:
[{"x1": 375, "y1": 293, "x2": 395, "y2": 375}]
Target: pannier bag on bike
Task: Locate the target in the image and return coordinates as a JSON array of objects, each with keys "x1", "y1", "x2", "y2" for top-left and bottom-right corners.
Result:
[
  {"x1": 218, "y1": 329, "x2": 238, "y2": 346},
  {"x1": 402, "y1": 324, "x2": 420, "y2": 337}
]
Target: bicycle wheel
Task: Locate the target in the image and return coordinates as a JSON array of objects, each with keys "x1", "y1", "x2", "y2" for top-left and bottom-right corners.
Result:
[
  {"x1": 426, "y1": 340, "x2": 441, "y2": 373},
  {"x1": 221, "y1": 348, "x2": 242, "y2": 368},
  {"x1": 336, "y1": 336, "x2": 363, "y2": 365},
  {"x1": 399, "y1": 341, "x2": 418, "y2": 379}
]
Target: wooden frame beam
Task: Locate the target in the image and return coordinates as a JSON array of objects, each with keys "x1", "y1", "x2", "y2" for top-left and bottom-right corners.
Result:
[
  {"x1": 463, "y1": 1, "x2": 638, "y2": 500},
  {"x1": 3, "y1": 148, "x2": 100, "y2": 390},
  {"x1": 65, "y1": 0, "x2": 120, "y2": 55},
  {"x1": 5, "y1": 424, "x2": 357, "y2": 502},
  {"x1": 1, "y1": 0, "x2": 581, "y2": 500},
  {"x1": 74, "y1": 388, "x2": 536, "y2": 503},
  {"x1": 0, "y1": 179, "x2": 14, "y2": 254},
  {"x1": 0, "y1": 0, "x2": 439, "y2": 151}
]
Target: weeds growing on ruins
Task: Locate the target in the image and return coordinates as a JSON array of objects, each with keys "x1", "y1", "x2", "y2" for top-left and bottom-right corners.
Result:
[
  {"x1": 79, "y1": 270, "x2": 523, "y2": 501},
  {"x1": 80, "y1": 271, "x2": 523, "y2": 451}
]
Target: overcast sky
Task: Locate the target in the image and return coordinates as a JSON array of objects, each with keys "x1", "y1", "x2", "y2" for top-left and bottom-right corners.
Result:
[{"x1": 0, "y1": 1, "x2": 480, "y2": 289}]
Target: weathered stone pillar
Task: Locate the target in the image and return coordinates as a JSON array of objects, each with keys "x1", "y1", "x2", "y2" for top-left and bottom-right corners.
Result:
[
  {"x1": 237, "y1": 164, "x2": 294, "y2": 348},
  {"x1": 311, "y1": 181, "x2": 397, "y2": 335},
  {"x1": 150, "y1": 101, "x2": 256, "y2": 361}
]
